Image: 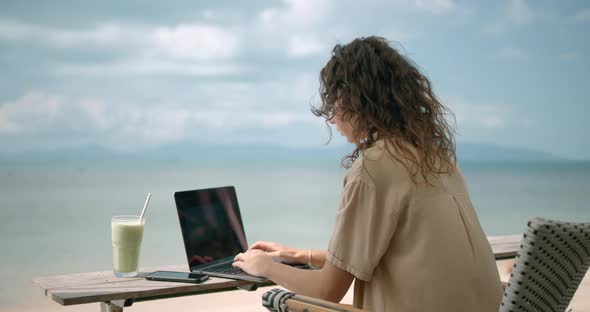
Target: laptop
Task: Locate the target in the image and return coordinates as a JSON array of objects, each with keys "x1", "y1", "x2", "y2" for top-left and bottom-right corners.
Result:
[{"x1": 173, "y1": 186, "x2": 269, "y2": 283}]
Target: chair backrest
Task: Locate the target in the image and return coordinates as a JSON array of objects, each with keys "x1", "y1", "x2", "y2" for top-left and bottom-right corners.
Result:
[{"x1": 499, "y1": 217, "x2": 590, "y2": 312}]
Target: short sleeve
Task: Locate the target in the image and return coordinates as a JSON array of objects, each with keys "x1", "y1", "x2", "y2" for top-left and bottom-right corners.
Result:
[{"x1": 326, "y1": 179, "x2": 398, "y2": 281}]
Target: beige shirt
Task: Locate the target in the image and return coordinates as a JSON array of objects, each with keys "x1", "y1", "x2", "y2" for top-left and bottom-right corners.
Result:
[{"x1": 326, "y1": 140, "x2": 503, "y2": 311}]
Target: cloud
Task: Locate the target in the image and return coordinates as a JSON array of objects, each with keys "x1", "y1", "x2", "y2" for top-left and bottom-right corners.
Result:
[
  {"x1": 287, "y1": 36, "x2": 324, "y2": 58},
  {"x1": 445, "y1": 99, "x2": 530, "y2": 131},
  {"x1": 254, "y1": 0, "x2": 333, "y2": 57},
  {"x1": 54, "y1": 59, "x2": 247, "y2": 77},
  {"x1": 574, "y1": 8, "x2": 590, "y2": 22},
  {"x1": 7, "y1": 1, "x2": 580, "y2": 155},
  {"x1": 494, "y1": 46, "x2": 527, "y2": 60},
  {"x1": 0, "y1": 18, "x2": 138, "y2": 47},
  {"x1": 481, "y1": 0, "x2": 535, "y2": 35},
  {"x1": 152, "y1": 24, "x2": 240, "y2": 61},
  {"x1": 3, "y1": 91, "x2": 533, "y2": 152},
  {"x1": 452, "y1": 104, "x2": 508, "y2": 129},
  {"x1": 0, "y1": 17, "x2": 247, "y2": 79},
  {"x1": 257, "y1": 0, "x2": 331, "y2": 31},
  {"x1": 253, "y1": 0, "x2": 425, "y2": 59},
  {"x1": 0, "y1": 87, "x2": 318, "y2": 151},
  {"x1": 509, "y1": 0, "x2": 533, "y2": 25},
  {"x1": 0, "y1": 18, "x2": 240, "y2": 62},
  {"x1": 559, "y1": 51, "x2": 578, "y2": 62},
  {"x1": 1, "y1": 1, "x2": 425, "y2": 72},
  {"x1": 481, "y1": 23, "x2": 506, "y2": 35},
  {"x1": 414, "y1": 0, "x2": 455, "y2": 14},
  {"x1": 0, "y1": 92, "x2": 66, "y2": 133}
]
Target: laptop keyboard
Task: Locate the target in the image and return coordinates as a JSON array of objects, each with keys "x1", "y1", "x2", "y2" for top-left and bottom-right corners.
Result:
[{"x1": 208, "y1": 263, "x2": 244, "y2": 275}]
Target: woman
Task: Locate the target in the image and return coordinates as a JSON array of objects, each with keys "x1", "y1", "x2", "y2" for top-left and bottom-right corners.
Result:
[{"x1": 233, "y1": 36, "x2": 503, "y2": 311}]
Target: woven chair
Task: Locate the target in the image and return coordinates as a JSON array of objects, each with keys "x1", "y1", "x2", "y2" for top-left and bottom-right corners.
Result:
[
  {"x1": 500, "y1": 217, "x2": 590, "y2": 311},
  {"x1": 261, "y1": 218, "x2": 590, "y2": 312}
]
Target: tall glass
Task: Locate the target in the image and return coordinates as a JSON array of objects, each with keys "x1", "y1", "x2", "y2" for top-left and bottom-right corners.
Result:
[{"x1": 111, "y1": 215, "x2": 144, "y2": 277}]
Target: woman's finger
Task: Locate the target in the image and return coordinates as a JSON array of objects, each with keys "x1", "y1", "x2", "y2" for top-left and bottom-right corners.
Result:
[
  {"x1": 249, "y1": 241, "x2": 273, "y2": 251},
  {"x1": 232, "y1": 261, "x2": 243, "y2": 268}
]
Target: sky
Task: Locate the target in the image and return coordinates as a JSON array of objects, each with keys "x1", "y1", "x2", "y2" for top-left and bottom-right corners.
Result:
[{"x1": 0, "y1": 0, "x2": 588, "y2": 159}]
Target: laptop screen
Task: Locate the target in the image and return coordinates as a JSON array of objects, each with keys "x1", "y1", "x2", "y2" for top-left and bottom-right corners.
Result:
[{"x1": 174, "y1": 186, "x2": 248, "y2": 269}]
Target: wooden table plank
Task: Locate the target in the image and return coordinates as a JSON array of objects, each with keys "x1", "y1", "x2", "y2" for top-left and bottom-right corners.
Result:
[
  {"x1": 489, "y1": 234, "x2": 521, "y2": 259},
  {"x1": 33, "y1": 265, "x2": 186, "y2": 293},
  {"x1": 33, "y1": 235, "x2": 522, "y2": 307},
  {"x1": 33, "y1": 265, "x2": 254, "y2": 306}
]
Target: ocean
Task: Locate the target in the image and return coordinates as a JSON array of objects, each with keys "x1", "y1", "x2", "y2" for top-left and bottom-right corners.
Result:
[{"x1": 1, "y1": 161, "x2": 589, "y2": 306}]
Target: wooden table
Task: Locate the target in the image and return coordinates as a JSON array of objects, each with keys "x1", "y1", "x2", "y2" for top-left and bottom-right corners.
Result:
[
  {"x1": 33, "y1": 264, "x2": 267, "y2": 312},
  {"x1": 488, "y1": 234, "x2": 521, "y2": 259},
  {"x1": 32, "y1": 235, "x2": 522, "y2": 311}
]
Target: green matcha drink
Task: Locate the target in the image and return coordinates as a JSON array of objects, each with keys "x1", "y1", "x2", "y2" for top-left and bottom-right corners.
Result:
[{"x1": 111, "y1": 215, "x2": 144, "y2": 277}]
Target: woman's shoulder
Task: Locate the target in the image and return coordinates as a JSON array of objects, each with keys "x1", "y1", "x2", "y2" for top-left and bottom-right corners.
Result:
[{"x1": 346, "y1": 139, "x2": 413, "y2": 188}]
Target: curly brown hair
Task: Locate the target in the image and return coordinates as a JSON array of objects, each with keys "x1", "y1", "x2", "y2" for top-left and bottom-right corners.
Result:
[{"x1": 312, "y1": 36, "x2": 456, "y2": 183}]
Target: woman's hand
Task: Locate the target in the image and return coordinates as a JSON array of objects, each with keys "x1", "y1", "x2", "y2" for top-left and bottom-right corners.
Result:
[
  {"x1": 248, "y1": 241, "x2": 303, "y2": 264},
  {"x1": 232, "y1": 249, "x2": 274, "y2": 277}
]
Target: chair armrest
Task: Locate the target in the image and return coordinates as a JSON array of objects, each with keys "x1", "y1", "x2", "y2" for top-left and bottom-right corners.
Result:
[
  {"x1": 288, "y1": 294, "x2": 366, "y2": 312},
  {"x1": 262, "y1": 288, "x2": 366, "y2": 312}
]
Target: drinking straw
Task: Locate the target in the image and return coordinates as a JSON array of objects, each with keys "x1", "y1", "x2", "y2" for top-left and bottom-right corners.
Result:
[{"x1": 139, "y1": 193, "x2": 152, "y2": 223}]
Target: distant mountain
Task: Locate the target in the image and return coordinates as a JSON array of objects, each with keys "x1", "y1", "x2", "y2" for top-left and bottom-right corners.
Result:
[
  {"x1": 0, "y1": 142, "x2": 565, "y2": 165},
  {"x1": 456, "y1": 143, "x2": 562, "y2": 162},
  {"x1": 0, "y1": 145, "x2": 127, "y2": 163}
]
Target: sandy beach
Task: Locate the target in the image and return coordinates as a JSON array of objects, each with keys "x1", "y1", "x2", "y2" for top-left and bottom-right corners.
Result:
[{"x1": 1, "y1": 259, "x2": 588, "y2": 312}]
